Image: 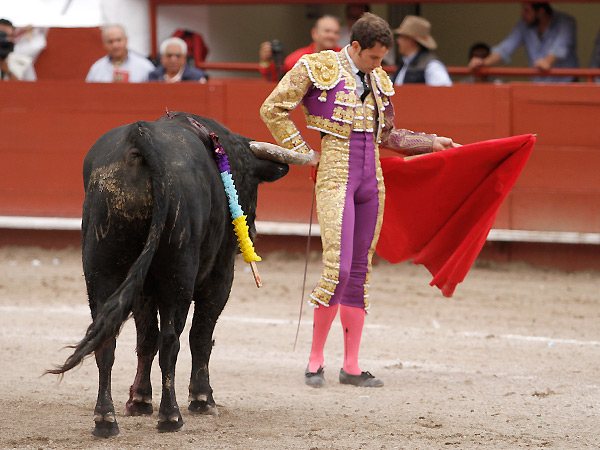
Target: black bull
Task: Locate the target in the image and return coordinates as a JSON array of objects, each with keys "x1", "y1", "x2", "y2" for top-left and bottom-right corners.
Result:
[{"x1": 47, "y1": 112, "x2": 312, "y2": 437}]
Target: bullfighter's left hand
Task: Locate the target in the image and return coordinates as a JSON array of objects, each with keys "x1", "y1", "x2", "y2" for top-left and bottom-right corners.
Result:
[{"x1": 433, "y1": 136, "x2": 461, "y2": 152}]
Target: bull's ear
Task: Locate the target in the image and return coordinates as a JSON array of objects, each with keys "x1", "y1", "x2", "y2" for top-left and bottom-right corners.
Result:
[{"x1": 254, "y1": 159, "x2": 289, "y2": 183}]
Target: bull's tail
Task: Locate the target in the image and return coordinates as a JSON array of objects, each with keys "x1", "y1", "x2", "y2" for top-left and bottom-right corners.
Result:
[{"x1": 47, "y1": 121, "x2": 170, "y2": 375}]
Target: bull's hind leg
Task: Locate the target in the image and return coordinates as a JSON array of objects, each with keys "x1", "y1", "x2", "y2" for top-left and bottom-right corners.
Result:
[
  {"x1": 93, "y1": 337, "x2": 119, "y2": 438},
  {"x1": 126, "y1": 296, "x2": 159, "y2": 416},
  {"x1": 188, "y1": 263, "x2": 234, "y2": 416},
  {"x1": 155, "y1": 282, "x2": 192, "y2": 432},
  {"x1": 85, "y1": 273, "x2": 123, "y2": 438}
]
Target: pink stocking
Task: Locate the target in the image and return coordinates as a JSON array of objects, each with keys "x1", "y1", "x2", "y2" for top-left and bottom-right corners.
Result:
[
  {"x1": 308, "y1": 303, "x2": 339, "y2": 373},
  {"x1": 340, "y1": 304, "x2": 365, "y2": 375}
]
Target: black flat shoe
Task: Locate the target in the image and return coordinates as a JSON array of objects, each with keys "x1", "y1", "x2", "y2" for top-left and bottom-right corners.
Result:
[
  {"x1": 339, "y1": 368, "x2": 384, "y2": 387},
  {"x1": 305, "y1": 366, "x2": 325, "y2": 388}
]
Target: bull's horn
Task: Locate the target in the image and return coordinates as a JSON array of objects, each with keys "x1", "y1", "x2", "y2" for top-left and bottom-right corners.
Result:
[{"x1": 250, "y1": 141, "x2": 314, "y2": 166}]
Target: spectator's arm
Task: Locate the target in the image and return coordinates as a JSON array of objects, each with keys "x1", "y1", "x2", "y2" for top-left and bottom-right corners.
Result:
[
  {"x1": 534, "y1": 54, "x2": 557, "y2": 71},
  {"x1": 490, "y1": 21, "x2": 527, "y2": 64},
  {"x1": 469, "y1": 52, "x2": 502, "y2": 69},
  {"x1": 425, "y1": 60, "x2": 452, "y2": 86}
]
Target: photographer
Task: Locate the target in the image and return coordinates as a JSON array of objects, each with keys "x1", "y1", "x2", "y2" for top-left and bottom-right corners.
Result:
[
  {"x1": 0, "y1": 19, "x2": 46, "y2": 81},
  {"x1": 258, "y1": 15, "x2": 341, "y2": 81}
]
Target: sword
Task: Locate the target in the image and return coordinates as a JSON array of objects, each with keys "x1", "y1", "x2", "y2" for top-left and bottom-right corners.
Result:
[{"x1": 293, "y1": 174, "x2": 317, "y2": 351}]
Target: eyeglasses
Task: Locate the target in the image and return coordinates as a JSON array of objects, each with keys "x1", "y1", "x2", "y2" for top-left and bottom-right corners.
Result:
[{"x1": 164, "y1": 53, "x2": 184, "y2": 58}]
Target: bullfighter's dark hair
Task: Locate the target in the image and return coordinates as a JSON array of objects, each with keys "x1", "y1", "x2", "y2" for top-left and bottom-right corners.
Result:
[
  {"x1": 0, "y1": 18, "x2": 14, "y2": 28},
  {"x1": 350, "y1": 13, "x2": 393, "y2": 50}
]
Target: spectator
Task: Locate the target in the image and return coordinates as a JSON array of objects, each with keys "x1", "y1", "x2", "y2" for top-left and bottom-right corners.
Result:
[
  {"x1": 86, "y1": 24, "x2": 155, "y2": 83},
  {"x1": 148, "y1": 37, "x2": 207, "y2": 83},
  {"x1": 0, "y1": 18, "x2": 46, "y2": 81},
  {"x1": 468, "y1": 2, "x2": 578, "y2": 82},
  {"x1": 259, "y1": 15, "x2": 341, "y2": 81},
  {"x1": 392, "y1": 15, "x2": 452, "y2": 86},
  {"x1": 338, "y1": 4, "x2": 398, "y2": 66},
  {"x1": 589, "y1": 28, "x2": 600, "y2": 82},
  {"x1": 463, "y1": 42, "x2": 502, "y2": 83},
  {"x1": 338, "y1": 4, "x2": 370, "y2": 47}
]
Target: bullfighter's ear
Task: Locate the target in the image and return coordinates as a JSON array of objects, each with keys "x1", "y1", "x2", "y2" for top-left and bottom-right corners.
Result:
[{"x1": 250, "y1": 141, "x2": 314, "y2": 165}]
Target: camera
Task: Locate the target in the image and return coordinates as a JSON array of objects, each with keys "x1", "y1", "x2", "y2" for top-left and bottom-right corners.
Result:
[{"x1": 0, "y1": 30, "x2": 15, "y2": 60}]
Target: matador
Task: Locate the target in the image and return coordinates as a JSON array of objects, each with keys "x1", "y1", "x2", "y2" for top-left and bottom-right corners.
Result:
[{"x1": 260, "y1": 13, "x2": 457, "y2": 388}]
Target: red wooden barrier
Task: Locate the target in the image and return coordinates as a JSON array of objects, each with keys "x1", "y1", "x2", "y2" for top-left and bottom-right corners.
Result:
[
  {"x1": 1, "y1": 80, "x2": 599, "y2": 234},
  {"x1": 1, "y1": 80, "x2": 600, "y2": 270}
]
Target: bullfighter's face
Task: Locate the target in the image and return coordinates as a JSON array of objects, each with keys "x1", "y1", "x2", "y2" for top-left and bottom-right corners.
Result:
[{"x1": 350, "y1": 41, "x2": 389, "y2": 74}]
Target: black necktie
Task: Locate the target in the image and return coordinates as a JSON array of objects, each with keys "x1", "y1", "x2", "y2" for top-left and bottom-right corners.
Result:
[{"x1": 357, "y1": 70, "x2": 371, "y2": 102}]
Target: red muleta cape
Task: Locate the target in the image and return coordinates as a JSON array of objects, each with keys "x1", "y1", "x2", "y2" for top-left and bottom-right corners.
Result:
[{"x1": 376, "y1": 134, "x2": 535, "y2": 298}]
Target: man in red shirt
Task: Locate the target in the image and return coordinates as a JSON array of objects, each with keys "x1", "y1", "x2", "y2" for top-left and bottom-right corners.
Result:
[{"x1": 259, "y1": 15, "x2": 341, "y2": 81}]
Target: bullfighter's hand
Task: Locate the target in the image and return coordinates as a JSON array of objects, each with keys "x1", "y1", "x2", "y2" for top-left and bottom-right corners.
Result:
[
  {"x1": 308, "y1": 151, "x2": 320, "y2": 168},
  {"x1": 433, "y1": 136, "x2": 461, "y2": 152},
  {"x1": 309, "y1": 151, "x2": 320, "y2": 182}
]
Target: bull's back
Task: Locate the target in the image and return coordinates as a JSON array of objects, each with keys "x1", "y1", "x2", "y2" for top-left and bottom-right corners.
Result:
[{"x1": 81, "y1": 120, "x2": 228, "y2": 266}]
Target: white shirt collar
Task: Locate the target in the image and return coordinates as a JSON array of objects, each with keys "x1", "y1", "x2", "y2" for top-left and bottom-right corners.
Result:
[{"x1": 344, "y1": 45, "x2": 361, "y2": 75}]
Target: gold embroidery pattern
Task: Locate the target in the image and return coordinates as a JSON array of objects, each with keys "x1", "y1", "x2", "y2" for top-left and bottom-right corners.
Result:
[
  {"x1": 308, "y1": 133, "x2": 385, "y2": 310},
  {"x1": 332, "y1": 106, "x2": 354, "y2": 125},
  {"x1": 372, "y1": 67, "x2": 395, "y2": 97},
  {"x1": 304, "y1": 108, "x2": 350, "y2": 139},
  {"x1": 260, "y1": 62, "x2": 315, "y2": 154},
  {"x1": 364, "y1": 158, "x2": 386, "y2": 310},
  {"x1": 334, "y1": 89, "x2": 359, "y2": 107},
  {"x1": 379, "y1": 102, "x2": 435, "y2": 155},
  {"x1": 310, "y1": 134, "x2": 350, "y2": 307},
  {"x1": 299, "y1": 51, "x2": 342, "y2": 90}
]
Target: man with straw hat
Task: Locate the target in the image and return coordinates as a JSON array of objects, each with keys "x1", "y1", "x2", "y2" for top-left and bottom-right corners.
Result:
[{"x1": 392, "y1": 15, "x2": 452, "y2": 86}]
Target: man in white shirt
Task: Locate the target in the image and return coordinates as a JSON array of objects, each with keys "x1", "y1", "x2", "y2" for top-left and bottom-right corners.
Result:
[
  {"x1": 392, "y1": 15, "x2": 452, "y2": 87},
  {"x1": 86, "y1": 24, "x2": 154, "y2": 83},
  {"x1": 0, "y1": 19, "x2": 46, "y2": 81}
]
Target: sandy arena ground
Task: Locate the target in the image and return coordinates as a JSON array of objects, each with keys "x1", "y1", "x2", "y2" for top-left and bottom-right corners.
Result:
[{"x1": 0, "y1": 245, "x2": 599, "y2": 449}]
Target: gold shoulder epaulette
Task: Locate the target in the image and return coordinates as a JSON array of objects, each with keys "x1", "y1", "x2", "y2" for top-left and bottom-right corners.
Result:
[
  {"x1": 299, "y1": 50, "x2": 342, "y2": 90},
  {"x1": 372, "y1": 67, "x2": 395, "y2": 97}
]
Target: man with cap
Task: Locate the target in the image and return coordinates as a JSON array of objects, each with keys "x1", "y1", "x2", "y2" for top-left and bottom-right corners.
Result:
[{"x1": 392, "y1": 15, "x2": 452, "y2": 86}]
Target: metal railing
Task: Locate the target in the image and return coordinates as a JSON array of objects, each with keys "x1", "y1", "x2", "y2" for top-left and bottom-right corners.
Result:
[{"x1": 195, "y1": 62, "x2": 600, "y2": 82}]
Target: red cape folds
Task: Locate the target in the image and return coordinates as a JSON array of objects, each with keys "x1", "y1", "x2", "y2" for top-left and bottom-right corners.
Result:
[{"x1": 376, "y1": 134, "x2": 535, "y2": 297}]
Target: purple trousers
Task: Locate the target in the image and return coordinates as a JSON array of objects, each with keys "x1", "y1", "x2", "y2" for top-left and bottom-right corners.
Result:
[{"x1": 329, "y1": 131, "x2": 380, "y2": 308}]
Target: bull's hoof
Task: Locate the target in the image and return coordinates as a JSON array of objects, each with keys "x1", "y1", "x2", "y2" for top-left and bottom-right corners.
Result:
[
  {"x1": 125, "y1": 399, "x2": 154, "y2": 416},
  {"x1": 188, "y1": 400, "x2": 218, "y2": 416},
  {"x1": 156, "y1": 415, "x2": 183, "y2": 433},
  {"x1": 92, "y1": 420, "x2": 120, "y2": 438}
]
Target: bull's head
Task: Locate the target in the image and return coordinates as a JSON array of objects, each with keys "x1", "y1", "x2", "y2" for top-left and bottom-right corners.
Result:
[{"x1": 187, "y1": 116, "x2": 314, "y2": 166}]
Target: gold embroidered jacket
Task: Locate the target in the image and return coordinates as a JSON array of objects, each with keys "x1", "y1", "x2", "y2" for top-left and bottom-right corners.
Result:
[{"x1": 260, "y1": 49, "x2": 436, "y2": 155}]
